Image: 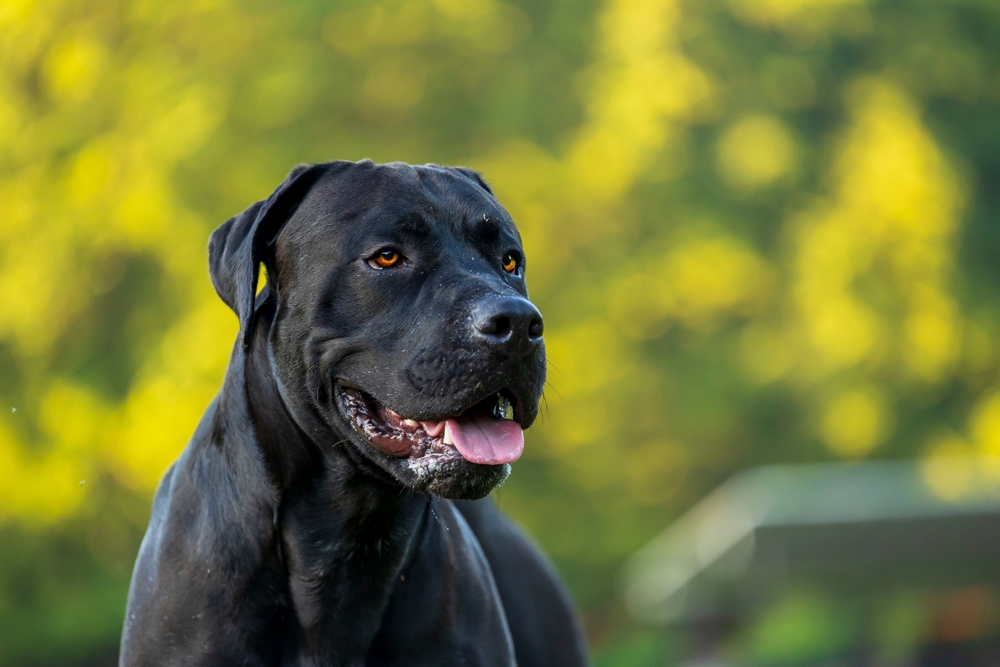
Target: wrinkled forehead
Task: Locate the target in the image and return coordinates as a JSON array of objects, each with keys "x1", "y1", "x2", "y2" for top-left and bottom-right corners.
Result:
[{"x1": 279, "y1": 161, "x2": 519, "y2": 251}]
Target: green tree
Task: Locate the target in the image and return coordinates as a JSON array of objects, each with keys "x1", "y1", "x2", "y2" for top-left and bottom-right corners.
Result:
[{"x1": 2, "y1": 0, "x2": 1000, "y2": 663}]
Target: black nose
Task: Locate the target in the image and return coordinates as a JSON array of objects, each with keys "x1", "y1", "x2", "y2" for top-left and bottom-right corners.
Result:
[{"x1": 472, "y1": 296, "x2": 544, "y2": 352}]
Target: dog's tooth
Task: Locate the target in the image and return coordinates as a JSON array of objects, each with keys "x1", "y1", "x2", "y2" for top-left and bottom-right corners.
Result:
[
  {"x1": 493, "y1": 396, "x2": 514, "y2": 420},
  {"x1": 421, "y1": 420, "x2": 446, "y2": 438},
  {"x1": 403, "y1": 419, "x2": 419, "y2": 428},
  {"x1": 442, "y1": 422, "x2": 454, "y2": 446}
]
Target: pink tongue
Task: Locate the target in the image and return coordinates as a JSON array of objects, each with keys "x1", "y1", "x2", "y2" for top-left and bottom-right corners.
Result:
[{"x1": 443, "y1": 415, "x2": 524, "y2": 465}]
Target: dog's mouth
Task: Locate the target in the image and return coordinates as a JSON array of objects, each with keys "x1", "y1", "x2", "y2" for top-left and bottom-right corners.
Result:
[{"x1": 336, "y1": 387, "x2": 525, "y2": 466}]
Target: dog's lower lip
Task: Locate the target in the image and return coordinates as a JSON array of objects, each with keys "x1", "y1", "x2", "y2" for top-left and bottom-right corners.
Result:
[{"x1": 336, "y1": 388, "x2": 425, "y2": 457}]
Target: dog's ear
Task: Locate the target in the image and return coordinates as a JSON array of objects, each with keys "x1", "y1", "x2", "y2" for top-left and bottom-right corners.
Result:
[
  {"x1": 209, "y1": 163, "x2": 329, "y2": 348},
  {"x1": 450, "y1": 167, "x2": 494, "y2": 195}
]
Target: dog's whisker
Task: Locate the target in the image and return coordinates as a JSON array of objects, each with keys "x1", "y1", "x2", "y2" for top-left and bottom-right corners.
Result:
[
  {"x1": 542, "y1": 393, "x2": 551, "y2": 422},
  {"x1": 543, "y1": 381, "x2": 564, "y2": 403}
]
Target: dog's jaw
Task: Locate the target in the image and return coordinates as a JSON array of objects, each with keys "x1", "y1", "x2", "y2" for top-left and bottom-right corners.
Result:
[
  {"x1": 331, "y1": 384, "x2": 515, "y2": 499},
  {"x1": 337, "y1": 386, "x2": 524, "y2": 463}
]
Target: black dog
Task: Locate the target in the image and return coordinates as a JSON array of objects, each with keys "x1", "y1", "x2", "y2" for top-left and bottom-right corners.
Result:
[{"x1": 120, "y1": 161, "x2": 588, "y2": 666}]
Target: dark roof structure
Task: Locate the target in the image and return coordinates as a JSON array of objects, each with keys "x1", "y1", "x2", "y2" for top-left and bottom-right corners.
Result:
[{"x1": 623, "y1": 458, "x2": 1000, "y2": 625}]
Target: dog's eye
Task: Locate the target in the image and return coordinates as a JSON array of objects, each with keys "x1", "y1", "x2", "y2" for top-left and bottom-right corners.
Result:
[
  {"x1": 502, "y1": 252, "x2": 519, "y2": 274},
  {"x1": 368, "y1": 249, "x2": 402, "y2": 269}
]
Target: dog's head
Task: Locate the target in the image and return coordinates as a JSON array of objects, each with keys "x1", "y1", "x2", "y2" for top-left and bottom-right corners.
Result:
[{"x1": 208, "y1": 160, "x2": 545, "y2": 499}]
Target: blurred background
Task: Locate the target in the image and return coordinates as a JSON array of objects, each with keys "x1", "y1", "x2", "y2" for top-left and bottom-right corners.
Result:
[{"x1": 2, "y1": 0, "x2": 1000, "y2": 664}]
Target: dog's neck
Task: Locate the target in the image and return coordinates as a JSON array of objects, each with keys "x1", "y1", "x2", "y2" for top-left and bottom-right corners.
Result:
[{"x1": 207, "y1": 313, "x2": 434, "y2": 659}]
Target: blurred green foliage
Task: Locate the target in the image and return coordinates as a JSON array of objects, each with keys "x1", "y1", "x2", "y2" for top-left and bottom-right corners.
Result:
[{"x1": 3, "y1": 0, "x2": 1000, "y2": 663}]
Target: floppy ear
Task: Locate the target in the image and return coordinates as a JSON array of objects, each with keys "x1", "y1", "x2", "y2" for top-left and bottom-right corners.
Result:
[
  {"x1": 209, "y1": 163, "x2": 330, "y2": 348},
  {"x1": 450, "y1": 166, "x2": 494, "y2": 195}
]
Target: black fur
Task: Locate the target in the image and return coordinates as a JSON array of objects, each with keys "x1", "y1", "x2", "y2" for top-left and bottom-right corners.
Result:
[{"x1": 120, "y1": 160, "x2": 588, "y2": 666}]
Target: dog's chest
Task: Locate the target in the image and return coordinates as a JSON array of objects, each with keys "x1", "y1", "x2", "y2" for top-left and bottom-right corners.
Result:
[{"x1": 282, "y1": 498, "x2": 516, "y2": 667}]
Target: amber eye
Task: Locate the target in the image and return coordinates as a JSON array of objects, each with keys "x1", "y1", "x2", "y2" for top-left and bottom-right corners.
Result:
[
  {"x1": 369, "y1": 249, "x2": 401, "y2": 269},
  {"x1": 502, "y1": 252, "x2": 518, "y2": 274}
]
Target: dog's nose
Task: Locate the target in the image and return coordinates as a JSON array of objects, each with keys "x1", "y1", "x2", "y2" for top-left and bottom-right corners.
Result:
[{"x1": 472, "y1": 296, "x2": 544, "y2": 352}]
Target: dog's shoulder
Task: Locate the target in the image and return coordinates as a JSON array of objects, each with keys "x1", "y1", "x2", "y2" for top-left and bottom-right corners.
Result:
[{"x1": 121, "y1": 399, "x2": 290, "y2": 665}]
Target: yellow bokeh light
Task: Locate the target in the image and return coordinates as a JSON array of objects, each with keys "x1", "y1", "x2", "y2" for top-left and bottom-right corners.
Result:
[
  {"x1": 786, "y1": 78, "x2": 963, "y2": 394},
  {"x1": 728, "y1": 0, "x2": 866, "y2": 29},
  {"x1": 42, "y1": 34, "x2": 109, "y2": 103},
  {"x1": 970, "y1": 391, "x2": 1000, "y2": 459},
  {"x1": 609, "y1": 235, "x2": 774, "y2": 337},
  {"x1": 821, "y1": 385, "x2": 891, "y2": 458},
  {"x1": 717, "y1": 115, "x2": 798, "y2": 192}
]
